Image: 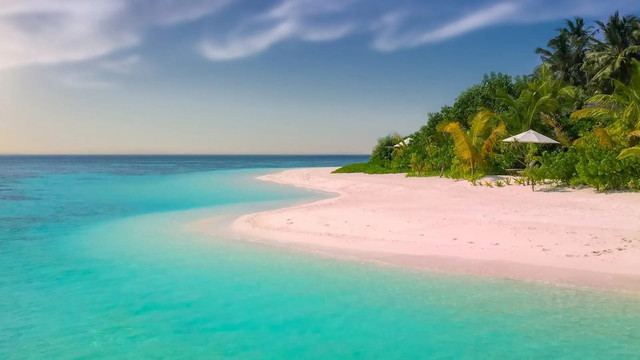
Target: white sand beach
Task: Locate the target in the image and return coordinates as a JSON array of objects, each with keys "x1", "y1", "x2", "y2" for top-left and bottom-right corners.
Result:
[{"x1": 225, "y1": 167, "x2": 640, "y2": 291}]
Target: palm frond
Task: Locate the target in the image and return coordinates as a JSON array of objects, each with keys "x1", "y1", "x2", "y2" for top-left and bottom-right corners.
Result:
[
  {"x1": 543, "y1": 114, "x2": 571, "y2": 147},
  {"x1": 480, "y1": 122, "x2": 506, "y2": 159},
  {"x1": 570, "y1": 107, "x2": 613, "y2": 119},
  {"x1": 628, "y1": 130, "x2": 640, "y2": 139},
  {"x1": 435, "y1": 121, "x2": 453, "y2": 133},
  {"x1": 618, "y1": 146, "x2": 640, "y2": 159},
  {"x1": 470, "y1": 108, "x2": 499, "y2": 143},
  {"x1": 443, "y1": 122, "x2": 475, "y2": 164},
  {"x1": 628, "y1": 130, "x2": 640, "y2": 146},
  {"x1": 495, "y1": 90, "x2": 519, "y2": 109},
  {"x1": 589, "y1": 94, "x2": 618, "y2": 106}
]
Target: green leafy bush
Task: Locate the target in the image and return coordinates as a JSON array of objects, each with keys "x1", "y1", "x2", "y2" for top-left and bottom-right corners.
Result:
[
  {"x1": 533, "y1": 138, "x2": 640, "y2": 190},
  {"x1": 573, "y1": 140, "x2": 640, "y2": 190},
  {"x1": 409, "y1": 153, "x2": 428, "y2": 176},
  {"x1": 369, "y1": 135, "x2": 397, "y2": 164},
  {"x1": 533, "y1": 148, "x2": 580, "y2": 185},
  {"x1": 332, "y1": 163, "x2": 405, "y2": 175}
]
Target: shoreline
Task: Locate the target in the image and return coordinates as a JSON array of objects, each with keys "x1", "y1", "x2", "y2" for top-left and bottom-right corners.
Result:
[{"x1": 215, "y1": 167, "x2": 640, "y2": 292}]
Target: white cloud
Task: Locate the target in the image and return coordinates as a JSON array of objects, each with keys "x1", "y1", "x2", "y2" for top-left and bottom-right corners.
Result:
[
  {"x1": 146, "y1": 0, "x2": 232, "y2": 25},
  {"x1": 372, "y1": 2, "x2": 520, "y2": 51},
  {"x1": 200, "y1": 21, "x2": 298, "y2": 60},
  {"x1": 300, "y1": 23, "x2": 355, "y2": 42},
  {"x1": 199, "y1": 0, "x2": 355, "y2": 60},
  {"x1": 0, "y1": 0, "x2": 136, "y2": 69},
  {"x1": 0, "y1": 0, "x2": 231, "y2": 69},
  {"x1": 369, "y1": 0, "x2": 640, "y2": 52}
]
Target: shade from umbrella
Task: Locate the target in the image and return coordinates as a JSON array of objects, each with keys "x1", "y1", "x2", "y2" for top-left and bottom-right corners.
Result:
[{"x1": 502, "y1": 130, "x2": 559, "y2": 144}]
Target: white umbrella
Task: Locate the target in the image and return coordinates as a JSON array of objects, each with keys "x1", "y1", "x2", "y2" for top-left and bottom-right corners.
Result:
[
  {"x1": 502, "y1": 130, "x2": 559, "y2": 144},
  {"x1": 502, "y1": 130, "x2": 559, "y2": 191},
  {"x1": 393, "y1": 137, "x2": 411, "y2": 148}
]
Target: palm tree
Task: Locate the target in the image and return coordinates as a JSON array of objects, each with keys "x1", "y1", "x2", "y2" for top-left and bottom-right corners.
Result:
[
  {"x1": 476, "y1": 66, "x2": 576, "y2": 136},
  {"x1": 583, "y1": 12, "x2": 640, "y2": 90},
  {"x1": 572, "y1": 59, "x2": 640, "y2": 158},
  {"x1": 440, "y1": 112, "x2": 506, "y2": 175},
  {"x1": 537, "y1": 30, "x2": 573, "y2": 83},
  {"x1": 536, "y1": 17, "x2": 593, "y2": 85}
]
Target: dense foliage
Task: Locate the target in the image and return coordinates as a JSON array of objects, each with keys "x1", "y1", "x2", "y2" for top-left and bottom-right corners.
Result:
[{"x1": 338, "y1": 11, "x2": 640, "y2": 190}]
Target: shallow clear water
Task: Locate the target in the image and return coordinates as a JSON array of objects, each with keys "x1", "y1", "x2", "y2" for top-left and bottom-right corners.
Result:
[{"x1": 1, "y1": 155, "x2": 639, "y2": 359}]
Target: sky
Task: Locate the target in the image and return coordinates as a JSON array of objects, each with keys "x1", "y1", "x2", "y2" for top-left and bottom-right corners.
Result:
[{"x1": 0, "y1": 0, "x2": 639, "y2": 154}]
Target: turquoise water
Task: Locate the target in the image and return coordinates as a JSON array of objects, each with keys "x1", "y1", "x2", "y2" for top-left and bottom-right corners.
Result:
[{"x1": 1, "y1": 156, "x2": 640, "y2": 359}]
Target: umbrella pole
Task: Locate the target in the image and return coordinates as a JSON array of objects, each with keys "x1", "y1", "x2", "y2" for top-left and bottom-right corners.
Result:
[{"x1": 527, "y1": 143, "x2": 535, "y2": 191}]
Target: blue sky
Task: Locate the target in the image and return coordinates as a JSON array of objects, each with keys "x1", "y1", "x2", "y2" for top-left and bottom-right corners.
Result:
[{"x1": 1, "y1": 0, "x2": 639, "y2": 154}]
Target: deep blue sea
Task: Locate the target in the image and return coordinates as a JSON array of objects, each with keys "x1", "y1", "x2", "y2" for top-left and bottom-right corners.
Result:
[{"x1": 1, "y1": 155, "x2": 640, "y2": 359}]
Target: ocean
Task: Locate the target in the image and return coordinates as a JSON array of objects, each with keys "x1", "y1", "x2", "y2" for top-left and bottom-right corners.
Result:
[{"x1": 1, "y1": 155, "x2": 639, "y2": 359}]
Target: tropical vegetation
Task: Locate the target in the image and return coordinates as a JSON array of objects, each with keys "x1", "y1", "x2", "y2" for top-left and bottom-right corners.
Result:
[{"x1": 336, "y1": 11, "x2": 640, "y2": 190}]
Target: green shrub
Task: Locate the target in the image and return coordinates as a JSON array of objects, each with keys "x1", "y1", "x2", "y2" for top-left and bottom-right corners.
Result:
[
  {"x1": 409, "y1": 153, "x2": 428, "y2": 176},
  {"x1": 533, "y1": 138, "x2": 640, "y2": 190},
  {"x1": 389, "y1": 151, "x2": 411, "y2": 171},
  {"x1": 332, "y1": 163, "x2": 405, "y2": 175},
  {"x1": 423, "y1": 138, "x2": 455, "y2": 176},
  {"x1": 533, "y1": 148, "x2": 580, "y2": 185},
  {"x1": 332, "y1": 163, "x2": 370, "y2": 173},
  {"x1": 370, "y1": 135, "x2": 397, "y2": 163},
  {"x1": 573, "y1": 140, "x2": 640, "y2": 190}
]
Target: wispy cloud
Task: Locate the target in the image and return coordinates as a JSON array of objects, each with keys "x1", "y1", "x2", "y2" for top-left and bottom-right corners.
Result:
[
  {"x1": 0, "y1": 0, "x2": 230, "y2": 69},
  {"x1": 372, "y1": 2, "x2": 520, "y2": 51},
  {"x1": 199, "y1": 0, "x2": 355, "y2": 60},
  {"x1": 51, "y1": 54, "x2": 142, "y2": 89},
  {"x1": 369, "y1": 0, "x2": 640, "y2": 52},
  {"x1": 0, "y1": 0, "x2": 638, "y2": 68}
]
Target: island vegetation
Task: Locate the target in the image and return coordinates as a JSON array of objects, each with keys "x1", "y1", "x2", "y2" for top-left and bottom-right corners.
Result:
[{"x1": 336, "y1": 12, "x2": 640, "y2": 190}]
